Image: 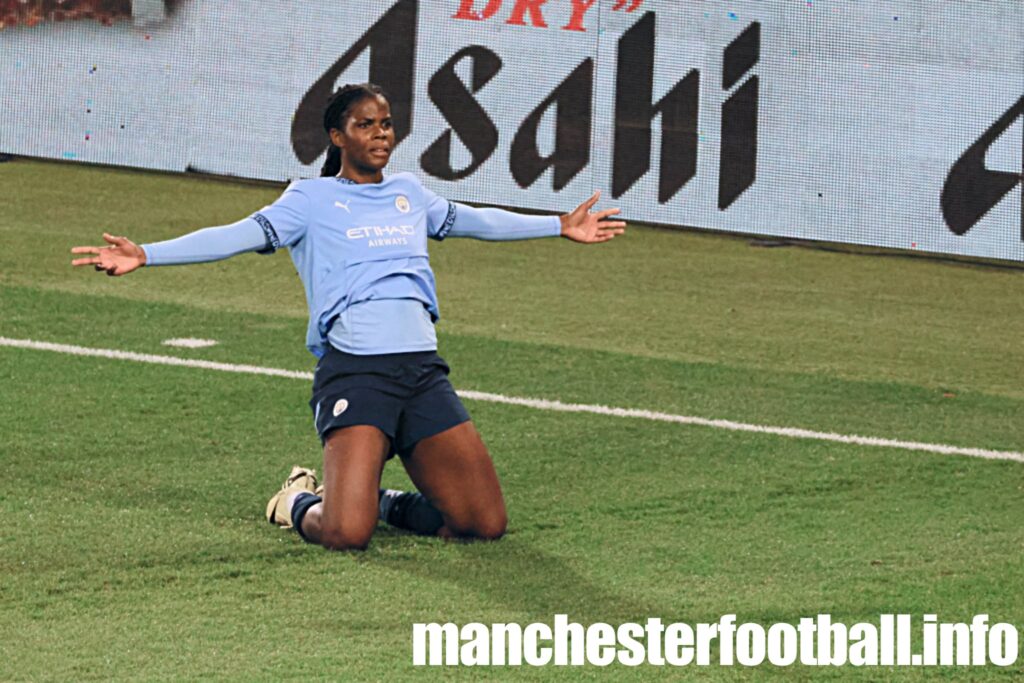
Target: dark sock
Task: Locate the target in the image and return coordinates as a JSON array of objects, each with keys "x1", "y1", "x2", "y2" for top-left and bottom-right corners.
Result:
[
  {"x1": 291, "y1": 492, "x2": 322, "y2": 544},
  {"x1": 381, "y1": 491, "x2": 444, "y2": 536}
]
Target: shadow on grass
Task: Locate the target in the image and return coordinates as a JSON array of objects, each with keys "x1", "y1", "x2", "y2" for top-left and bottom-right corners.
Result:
[{"x1": 372, "y1": 528, "x2": 664, "y2": 625}]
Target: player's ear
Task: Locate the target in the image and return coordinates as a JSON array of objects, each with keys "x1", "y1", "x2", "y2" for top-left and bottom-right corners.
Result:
[{"x1": 329, "y1": 128, "x2": 346, "y2": 150}]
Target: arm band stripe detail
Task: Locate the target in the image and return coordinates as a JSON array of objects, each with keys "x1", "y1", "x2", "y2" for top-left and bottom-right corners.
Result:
[
  {"x1": 435, "y1": 203, "x2": 458, "y2": 241},
  {"x1": 252, "y1": 213, "x2": 281, "y2": 254}
]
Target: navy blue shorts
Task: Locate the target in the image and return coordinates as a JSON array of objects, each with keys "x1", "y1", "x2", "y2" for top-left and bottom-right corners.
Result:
[{"x1": 309, "y1": 347, "x2": 471, "y2": 458}]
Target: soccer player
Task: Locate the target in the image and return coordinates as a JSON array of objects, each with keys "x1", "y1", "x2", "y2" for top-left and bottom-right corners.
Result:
[{"x1": 71, "y1": 83, "x2": 626, "y2": 551}]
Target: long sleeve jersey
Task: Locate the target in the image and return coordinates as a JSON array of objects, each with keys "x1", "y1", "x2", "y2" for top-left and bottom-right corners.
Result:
[{"x1": 142, "y1": 173, "x2": 561, "y2": 356}]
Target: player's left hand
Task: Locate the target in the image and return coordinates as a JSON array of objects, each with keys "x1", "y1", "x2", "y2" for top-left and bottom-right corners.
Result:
[
  {"x1": 71, "y1": 233, "x2": 146, "y2": 276},
  {"x1": 560, "y1": 191, "x2": 627, "y2": 244}
]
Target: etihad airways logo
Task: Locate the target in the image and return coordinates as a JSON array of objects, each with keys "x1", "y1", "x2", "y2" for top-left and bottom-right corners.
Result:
[
  {"x1": 346, "y1": 225, "x2": 415, "y2": 239},
  {"x1": 347, "y1": 224, "x2": 416, "y2": 247}
]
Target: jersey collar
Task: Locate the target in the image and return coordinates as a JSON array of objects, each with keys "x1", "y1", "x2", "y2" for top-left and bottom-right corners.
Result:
[{"x1": 334, "y1": 174, "x2": 386, "y2": 186}]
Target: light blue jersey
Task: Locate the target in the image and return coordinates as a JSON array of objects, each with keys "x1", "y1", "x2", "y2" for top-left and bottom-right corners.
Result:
[{"x1": 142, "y1": 173, "x2": 560, "y2": 357}]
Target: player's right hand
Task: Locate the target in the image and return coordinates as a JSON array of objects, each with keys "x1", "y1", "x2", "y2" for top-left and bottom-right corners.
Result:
[{"x1": 71, "y1": 233, "x2": 147, "y2": 276}]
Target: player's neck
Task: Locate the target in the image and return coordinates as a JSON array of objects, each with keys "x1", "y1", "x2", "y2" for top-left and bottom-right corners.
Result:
[{"x1": 338, "y1": 168, "x2": 384, "y2": 185}]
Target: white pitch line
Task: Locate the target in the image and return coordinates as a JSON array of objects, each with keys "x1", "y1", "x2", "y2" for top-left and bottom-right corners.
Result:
[
  {"x1": 2, "y1": 336, "x2": 1022, "y2": 464},
  {"x1": 163, "y1": 337, "x2": 219, "y2": 349},
  {"x1": 0, "y1": 337, "x2": 311, "y2": 380}
]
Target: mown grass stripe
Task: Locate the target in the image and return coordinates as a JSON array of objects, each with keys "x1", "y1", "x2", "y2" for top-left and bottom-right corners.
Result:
[{"x1": 3, "y1": 336, "x2": 1021, "y2": 464}]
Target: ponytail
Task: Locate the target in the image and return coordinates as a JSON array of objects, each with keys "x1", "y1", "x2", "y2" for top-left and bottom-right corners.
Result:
[
  {"x1": 319, "y1": 83, "x2": 389, "y2": 177},
  {"x1": 320, "y1": 145, "x2": 342, "y2": 178}
]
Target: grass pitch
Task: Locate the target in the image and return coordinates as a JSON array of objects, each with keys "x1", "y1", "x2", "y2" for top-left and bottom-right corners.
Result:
[{"x1": 1, "y1": 159, "x2": 1023, "y2": 680}]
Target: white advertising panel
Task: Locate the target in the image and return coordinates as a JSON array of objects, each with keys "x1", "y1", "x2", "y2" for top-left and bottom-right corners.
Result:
[{"x1": 2, "y1": 1, "x2": 1021, "y2": 261}]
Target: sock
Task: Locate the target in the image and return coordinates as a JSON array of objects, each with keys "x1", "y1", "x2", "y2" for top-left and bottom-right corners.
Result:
[
  {"x1": 290, "y1": 492, "x2": 322, "y2": 544},
  {"x1": 379, "y1": 489, "x2": 444, "y2": 536}
]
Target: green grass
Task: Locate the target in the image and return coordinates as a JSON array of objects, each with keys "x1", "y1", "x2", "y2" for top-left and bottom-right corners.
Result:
[{"x1": 1, "y1": 159, "x2": 1022, "y2": 680}]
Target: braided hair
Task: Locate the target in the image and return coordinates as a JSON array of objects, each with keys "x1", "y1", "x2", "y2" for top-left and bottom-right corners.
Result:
[{"x1": 320, "y1": 83, "x2": 388, "y2": 177}]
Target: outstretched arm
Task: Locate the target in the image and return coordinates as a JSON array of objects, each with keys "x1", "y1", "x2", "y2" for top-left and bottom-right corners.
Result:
[
  {"x1": 71, "y1": 182, "x2": 309, "y2": 277},
  {"x1": 70, "y1": 218, "x2": 271, "y2": 277},
  {"x1": 440, "y1": 191, "x2": 626, "y2": 244}
]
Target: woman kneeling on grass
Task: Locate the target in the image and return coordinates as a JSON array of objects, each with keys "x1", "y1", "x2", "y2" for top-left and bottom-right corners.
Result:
[{"x1": 71, "y1": 83, "x2": 626, "y2": 550}]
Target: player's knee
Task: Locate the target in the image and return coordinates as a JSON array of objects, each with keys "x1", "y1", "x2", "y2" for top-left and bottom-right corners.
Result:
[
  {"x1": 476, "y1": 513, "x2": 507, "y2": 541},
  {"x1": 449, "y1": 509, "x2": 507, "y2": 541},
  {"x1": 320, "y1": 526, "x2": 373, "y2": 552}
]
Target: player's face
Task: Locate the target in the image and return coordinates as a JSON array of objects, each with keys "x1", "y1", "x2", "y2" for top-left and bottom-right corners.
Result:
[{"x1": 331, "y1": 96, "x2": 395, "y2": 175}]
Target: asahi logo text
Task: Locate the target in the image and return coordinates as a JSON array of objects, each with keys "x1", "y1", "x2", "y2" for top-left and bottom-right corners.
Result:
[
  {"x1": 942, "y1": 96, "x2": 1024, "y2": 240},
  {"x1": 613, "y1": 15, "x2": 759, "y2": 208},
  {"x1": 290, "y1": 0, "x2": 761, "y2": 209}
]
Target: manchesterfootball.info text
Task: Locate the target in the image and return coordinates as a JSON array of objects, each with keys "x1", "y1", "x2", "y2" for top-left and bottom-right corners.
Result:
[{"x1": 412, "y1": 614, "x2": 1019, "y2": 668}]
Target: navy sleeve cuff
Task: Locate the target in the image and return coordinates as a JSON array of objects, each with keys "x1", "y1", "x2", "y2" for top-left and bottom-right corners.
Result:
[
  {"x1": 432, "y1": 203, "x2": 458, "y2": 241},
  {"x1": 252, "y1": 213, "x2": 281, "y2": 254}
]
